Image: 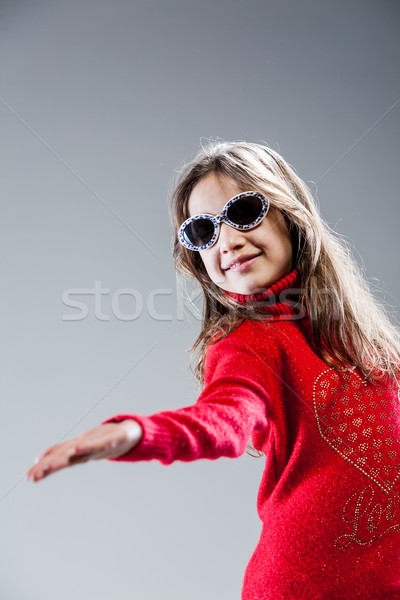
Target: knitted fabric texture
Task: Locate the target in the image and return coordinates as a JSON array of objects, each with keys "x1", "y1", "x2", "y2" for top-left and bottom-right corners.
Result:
[{"x1": 103, "y1": 270, "x2": 400, "y2": 599}]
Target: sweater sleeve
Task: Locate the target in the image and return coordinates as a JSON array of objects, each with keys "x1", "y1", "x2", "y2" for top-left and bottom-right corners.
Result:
[{"x1": 102, "y1": 327, "x2": 271, "y2": 465}]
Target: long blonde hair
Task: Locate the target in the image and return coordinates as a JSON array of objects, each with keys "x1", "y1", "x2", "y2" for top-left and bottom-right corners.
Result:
[{"x1": 170, "y1": 140, "x2": 400, "y2": 388}]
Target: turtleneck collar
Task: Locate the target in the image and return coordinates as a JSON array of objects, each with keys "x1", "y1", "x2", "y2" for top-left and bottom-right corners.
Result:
[{"x1": 225, "y1": 269, "x2": 305, "y2": 321}]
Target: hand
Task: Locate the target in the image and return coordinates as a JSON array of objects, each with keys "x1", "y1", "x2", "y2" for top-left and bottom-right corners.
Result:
[{"x1": 26, "y1": 420, "x2": 143, "y2": 483}]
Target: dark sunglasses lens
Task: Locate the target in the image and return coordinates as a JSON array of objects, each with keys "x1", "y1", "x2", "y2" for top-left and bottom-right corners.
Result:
[
  {"x1": 227, "y1": 196, "x2": 263, "y2": 225},
  {"x1": 184, "y1": 219, "x2": 215, "y2": 247}
]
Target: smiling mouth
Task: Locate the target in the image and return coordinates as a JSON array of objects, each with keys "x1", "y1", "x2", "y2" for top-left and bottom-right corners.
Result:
[{"x1": 224, "y1": 253, "x2": 262, "y2": 272}]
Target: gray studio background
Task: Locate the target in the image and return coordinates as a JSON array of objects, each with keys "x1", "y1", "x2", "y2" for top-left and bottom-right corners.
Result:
[{"x1": 2, "y1": 1, "x2": 399, "y2": 599}]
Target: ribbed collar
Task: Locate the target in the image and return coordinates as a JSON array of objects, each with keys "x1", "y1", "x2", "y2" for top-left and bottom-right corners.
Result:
[{"x1": 225, "y1": 269, "x2": 305, "y2": 320}]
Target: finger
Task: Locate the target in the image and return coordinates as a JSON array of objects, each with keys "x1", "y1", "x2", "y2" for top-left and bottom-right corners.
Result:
[
  {"x1": 28, "y1": 444, "x2": 89, "y2": 480},
  {"x1": 33, "y1": 436, "x2": 79, "y2": 465},
  {"x1": 28, "y1": 443, "x2": 80, "y2": 481},
  {"x1": 35, "y1": 448, "x2": 87, "y2": 480},
  {"x1": 27, "y1": 462, "x2": 51, "y2": 482},
  {"x1": 34, "y1": 445, "x2": 55, "y2": 464}
]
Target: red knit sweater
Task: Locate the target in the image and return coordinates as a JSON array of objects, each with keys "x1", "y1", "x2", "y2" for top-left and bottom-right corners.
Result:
[{"x1": 103, "y1": 270, "x2": 400, "y2": 599}]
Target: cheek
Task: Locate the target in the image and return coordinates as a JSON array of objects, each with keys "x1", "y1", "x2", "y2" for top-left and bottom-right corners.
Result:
[
  {"x1": 266, "y1": 217, "x2": 293, "y2": 260},
  {"x1": 199, "y1": 250, "x2": 222, "y2": 281},
  {"x1": 278, "y1": 228, "x2": 293, "y2": 258}
]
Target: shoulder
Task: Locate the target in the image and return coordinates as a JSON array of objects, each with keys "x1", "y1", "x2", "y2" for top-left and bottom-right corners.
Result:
[
  {"x1": 203, "y1": 320, "x2": 279, "y2": 384},
  {"x1": 207, "y1": 318, "x2": 281, "y2": 354},
  {"x1": 206, "y1": 320, "x2": 262, "y2": 353},
  {"x1": 204, "y1": 316, "x2": 310, "y2": 374}
]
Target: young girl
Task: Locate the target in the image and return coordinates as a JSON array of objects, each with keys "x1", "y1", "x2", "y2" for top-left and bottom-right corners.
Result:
[{"x1": 27, "y1": 141, "x2": 400, "y2": 599}]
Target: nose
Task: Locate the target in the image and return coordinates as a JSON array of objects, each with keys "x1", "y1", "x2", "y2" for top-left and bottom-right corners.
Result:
[{"x1": 218, "y1": 222, "x2": 246, "y2": 253}]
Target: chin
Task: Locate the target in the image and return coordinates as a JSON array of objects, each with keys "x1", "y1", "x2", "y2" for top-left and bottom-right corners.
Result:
[
  {"x1": 245, "y1": 278, "x2": 275, "y2": 295},
  {"x1": 239, "y1": 274, "x2": 287, "y2": 295}
]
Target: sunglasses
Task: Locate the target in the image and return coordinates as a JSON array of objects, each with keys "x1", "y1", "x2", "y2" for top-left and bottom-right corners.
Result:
[{"x1": 178, "y1": 191, "x2": 270, "y2": 251}]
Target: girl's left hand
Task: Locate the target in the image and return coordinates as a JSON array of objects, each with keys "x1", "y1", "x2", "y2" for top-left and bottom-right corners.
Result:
[{"x1": 26, "y1": 420, "x2": 143, "y2": 483}]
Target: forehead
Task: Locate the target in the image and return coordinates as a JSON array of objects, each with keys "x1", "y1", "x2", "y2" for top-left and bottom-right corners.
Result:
[{"x1": 188, "y1": 173, "x2": 242, "y2": 217}]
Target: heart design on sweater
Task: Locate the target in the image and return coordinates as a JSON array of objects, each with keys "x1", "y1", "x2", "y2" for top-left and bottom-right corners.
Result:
[{"x1": 313, "y1": 368, "x2": 400, "y2": 494}]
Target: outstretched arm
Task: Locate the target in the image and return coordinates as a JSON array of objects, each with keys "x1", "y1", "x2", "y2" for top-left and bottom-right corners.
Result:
[
  {"x1": 27, "y1": 324, "x2": 271, "y2": 480},
  {"x1": 102, "y1": 329, "x2": 271, "y2": 465}
]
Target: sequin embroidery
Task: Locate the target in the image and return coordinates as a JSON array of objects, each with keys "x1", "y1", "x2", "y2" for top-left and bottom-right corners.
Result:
[
  {"x1": 313, "y1": 368, "x2": 400, "y2": 548},
  {"x1": 313, "y1": 368, "x2": 400, "y2": 494}
]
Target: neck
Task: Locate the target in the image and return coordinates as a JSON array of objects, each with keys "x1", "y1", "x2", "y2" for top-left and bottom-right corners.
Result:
[{"x1": 225, "y1": 269, "x2": 304, "y2": 320}]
